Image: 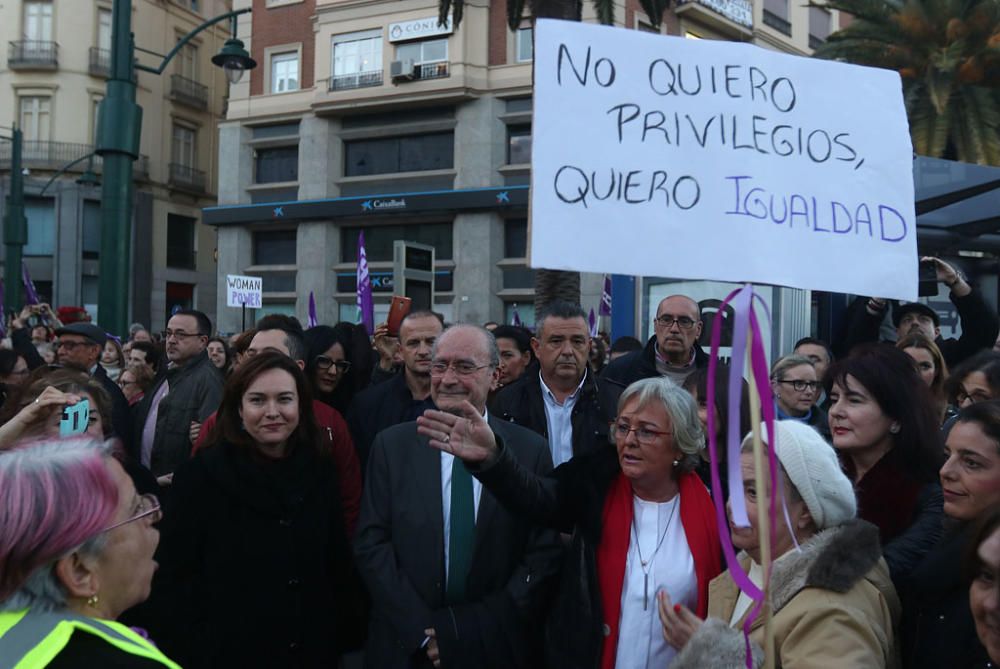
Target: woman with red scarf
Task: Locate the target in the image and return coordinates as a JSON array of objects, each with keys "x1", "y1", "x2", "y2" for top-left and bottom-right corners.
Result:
[{"x1": 418, "y1": 376, "x2": 722, "y2": 669}]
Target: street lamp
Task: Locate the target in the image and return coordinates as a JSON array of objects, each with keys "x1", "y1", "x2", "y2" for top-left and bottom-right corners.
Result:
[{"x1": 96, "y1": 2, "x2": 254, "y2": 336}]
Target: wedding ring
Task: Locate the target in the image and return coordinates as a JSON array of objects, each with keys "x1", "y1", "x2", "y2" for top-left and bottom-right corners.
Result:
[{"x1": 442, "y1": 434, "x2": 450, "y2": 444}]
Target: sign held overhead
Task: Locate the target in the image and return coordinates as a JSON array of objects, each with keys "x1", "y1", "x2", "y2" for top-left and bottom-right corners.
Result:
[
  {"x1": 226, "y1": 274, "x2": 263, "y2": 309},
  {"x1": 529, "y1": 20, "x2": 918, "y2": 300}
]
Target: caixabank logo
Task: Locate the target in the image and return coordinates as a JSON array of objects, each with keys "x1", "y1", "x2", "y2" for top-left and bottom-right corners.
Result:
[{"x1": 361, "y1": 198, "x2": 408, "y2": 212}]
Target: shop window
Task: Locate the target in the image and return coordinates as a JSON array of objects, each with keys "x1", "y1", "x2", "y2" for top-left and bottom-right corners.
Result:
[
  {"x1": 344, "y1": 132, "x2": 453, "y2": 176},
  {"x1": 253, "y1": 229, "x2": 296, "y2": 265},
  {"x1": 255, "y1": 146, "x2": 299, "y2": 183}
]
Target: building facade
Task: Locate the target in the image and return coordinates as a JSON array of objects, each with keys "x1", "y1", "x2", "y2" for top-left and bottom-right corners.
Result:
[
  {"x1": 209, "y1": 0, "x2": 839, "y2": 334},
  {"x1": 0, "y1": 0, "x2": 231, "y2": 332}
]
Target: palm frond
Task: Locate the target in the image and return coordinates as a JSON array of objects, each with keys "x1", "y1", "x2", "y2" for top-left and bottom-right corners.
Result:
[{"x1": 638, "y1": 0, "x2": 672, "y2": 28}]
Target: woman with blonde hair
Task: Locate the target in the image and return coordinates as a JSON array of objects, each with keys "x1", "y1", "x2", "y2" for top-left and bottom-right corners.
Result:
[{"x1": 897, "y1": 333, "x2": 950, "y2": 422}]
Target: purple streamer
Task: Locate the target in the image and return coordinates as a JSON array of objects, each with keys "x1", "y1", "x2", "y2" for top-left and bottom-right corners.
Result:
[
  {"x1": 307, "y1": 291, "x2": 319, "y2": 329},
  {"x1": 356, "y1": 233, "x2": 374, "y2": 335}
]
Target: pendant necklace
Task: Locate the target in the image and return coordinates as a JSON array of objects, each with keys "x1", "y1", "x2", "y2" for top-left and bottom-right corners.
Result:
[{"x1": 631, "y1": 497, "x2": 678, "y2": 611}]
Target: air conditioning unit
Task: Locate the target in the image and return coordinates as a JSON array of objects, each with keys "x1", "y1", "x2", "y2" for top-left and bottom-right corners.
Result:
[{"x1": 390, "y1": 59, "x2": 416, "y2": 82}]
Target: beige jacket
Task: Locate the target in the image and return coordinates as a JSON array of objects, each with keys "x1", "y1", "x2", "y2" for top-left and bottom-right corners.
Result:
[{"x1": 672, "y1": 520, "x2": 901, "y2": 669}]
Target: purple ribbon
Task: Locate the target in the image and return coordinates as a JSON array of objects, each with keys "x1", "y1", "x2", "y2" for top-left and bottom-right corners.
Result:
[{"x1": 706, "y1": 284, "x2": 785, "y2": 668}]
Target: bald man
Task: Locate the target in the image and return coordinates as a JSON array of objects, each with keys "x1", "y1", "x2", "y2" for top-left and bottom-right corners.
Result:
[{"x1": 600, "y1": 294, "x2": 709, "y2": 408}]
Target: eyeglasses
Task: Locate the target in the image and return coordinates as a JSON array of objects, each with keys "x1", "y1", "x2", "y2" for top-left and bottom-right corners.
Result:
[
  {"x1": 103, "y1": 493, "x2": 161, "y2": 532},
  {"x1": 957, "y1": 389, "x2": 993, "y2": 405},
  {"x1": 55, "y1": 340, "x2": 98, "y2": 351},
  {"x1": 316, "y1": 356, "x2": 352, "y2": 373},
  {"x1": 118, "y1": 379, "x2": 137, "y2": 388},
  {"x1": 429, "y1": 361, "x2": 492, "y2": 377},
  {"x1": 775, "y1": 379, "x2": 820, "y2": 392},
  {"x1": 162, "y1": 330, "x2": 203, "y2": 340},
  {"x1": 654, "y1": 315, "x2": 697, "y2": 330},
  {"x1": 614, "y1": 421, "x2": 670, "y2": 444}
]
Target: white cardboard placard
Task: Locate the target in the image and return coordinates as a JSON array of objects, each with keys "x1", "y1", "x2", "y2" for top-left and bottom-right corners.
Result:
[
  {"x1": 530, "y1": 20, "x2": 917, "y2": 300},
  {"x1": 225, "y1": 274, "x2": 263, "y2": 309}
]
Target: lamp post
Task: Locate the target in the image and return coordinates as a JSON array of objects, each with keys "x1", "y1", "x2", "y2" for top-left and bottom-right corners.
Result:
[
  {"x1": 1, "y1": 125, "x2": 25, "y2": 312},
  {"x1": 97, "y1": 2, "x2": 254, "y2": 336}
]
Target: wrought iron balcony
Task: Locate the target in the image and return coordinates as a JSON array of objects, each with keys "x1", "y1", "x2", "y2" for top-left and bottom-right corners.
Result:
[
  {"x1": 329, "y1": 70, "x2": 383, "y2": 91},
  {"x1": 8, "y1": 41, "x2": 58, "y2": 69},
  {"x1": 415, "y1": 62, "x2": 449, "y2": 81},
  {"x1": 0, "y1": 141, "x2": 149, "y2": 181},
  {"x1": 763, "y1": 9, "x2": 792, "y2": 35},
  {"x1": 168, "y1": 162, "x2": 207, "y2": 193},
  {"x1": 169, "y1": 74, "x2": 208, "y2": 110},
  {"x1": 89, "y1": 47, "x2": 111, "y2": 77}
]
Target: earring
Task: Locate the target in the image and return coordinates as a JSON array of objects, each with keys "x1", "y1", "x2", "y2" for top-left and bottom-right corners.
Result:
[
  {"x1": 87, "y1": 594, "x2": 99, "y2": 608},
  {"x1": 890, "y1": 423, "x2": 901, "y2": 434},
  {"x1": 672, "y1": 459, "x2": 680, "y2": 467}
]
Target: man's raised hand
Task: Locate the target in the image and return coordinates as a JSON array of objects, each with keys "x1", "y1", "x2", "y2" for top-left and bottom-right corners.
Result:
[{"x1": 417, "y1": 401, "x2": 498, "y2": 463}]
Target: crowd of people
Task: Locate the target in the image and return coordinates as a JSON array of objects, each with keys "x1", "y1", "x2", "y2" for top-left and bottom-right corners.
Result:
[{"x1": 1, "y1": 255, "x2": 1000, "y2": 668}]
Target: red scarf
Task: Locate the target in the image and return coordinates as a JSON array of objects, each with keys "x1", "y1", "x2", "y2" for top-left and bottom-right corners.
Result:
[{"x1": 595, "y1": 471, "x2": 721, "y2": 669}]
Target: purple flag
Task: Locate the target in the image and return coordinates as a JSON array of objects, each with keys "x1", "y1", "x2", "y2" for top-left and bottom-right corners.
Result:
[
  {"x1": 599, "y1": 275, "x2": 612, "y2": 317},
  {"x1": 588, "y1": 308, "x2": 598, "y2": 338},
  {"x1": 307, "y1": 291, "x2": 319, "y2": 329},
  {"x1": 356, "y1": 232, "x2": 374, "y2": 335},
  {"x1": 512, "y1": 306, "x2": 522, "y2": 327},
  {"x1": 22, "y1": 262, "x2": 39, "y2": 306},
  {"x1": 0, "y1": 279, "x2": 6, "y2": 338}
]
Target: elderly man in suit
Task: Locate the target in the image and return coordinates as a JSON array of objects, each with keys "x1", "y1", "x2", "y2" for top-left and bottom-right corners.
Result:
[{"x1": 355, "y1": 324, "x2": 561, "y2": 668}]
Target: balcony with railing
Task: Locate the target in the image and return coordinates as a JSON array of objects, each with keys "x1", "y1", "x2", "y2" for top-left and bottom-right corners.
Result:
[
  {"x1": 415, "y1": 62, "x2": 449, "y2": 81},
  {"x1": 676, "y1": 0, "x2": 753, "y2": 28},
  {"x1": 169, "y1": 74, "x2": 208, "y2": 110},
  {"x1": 89, "y1": 47, "x2": 111, "y2": 77},
  {"x1": 168, "y1": 162, "x2": 207, "y2": 193},
  {"x1": 8, "y1": 41, "x2": 58, "y2": 69},
  {"x1": 0, "y1": 140, "x2": 149, "y2": 180},
  {"x1": 329, "y1": 69, "x2": 383, "y2": 91}
]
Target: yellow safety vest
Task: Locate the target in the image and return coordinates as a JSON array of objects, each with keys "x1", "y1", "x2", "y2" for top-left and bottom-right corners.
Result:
[{"x1": 0, "y1": 609, "x2": 180, "y2": 669}]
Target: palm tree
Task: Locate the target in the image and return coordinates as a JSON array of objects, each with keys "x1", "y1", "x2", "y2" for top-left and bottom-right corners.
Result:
[
  {"x1": 812, "y1": 0, "x2": 1000, "y2": 165},
  {"x1": 439, "y1": 0, "x2": 675, "y2": 318}
]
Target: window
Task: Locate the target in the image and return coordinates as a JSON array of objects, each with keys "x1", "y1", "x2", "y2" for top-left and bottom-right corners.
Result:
[
  {"x1": 91, "y1": 97, "x2": 102, "y2": 143},
  {"x1": 763, "y1": 0, "x2": 791, "y2": 34},
  {"x1": 254, "y1": 229, "x2": 297, "y2": 265},
  {"x1": 507, "y1": 126, "x2": 531, "y2": 165},
  {"x1": 83, "y1": 201, "x2": 101, "y2": 259},
  {"x1": 171, "y1": 125, "x2": 196, "y2": 167},
  {"x1": 504, "y1": 219, "x2": 527, "y2": 258},
  {"x1": 19, "y1": 97, "x2": 51, "y2": 142},
  {"x1": 176, "y1": 41, "x2": 198, "y2": 81},
  {"x1": 24, "y1": 197, "x2": 55, "y2": 256},
  {"x1": 270, "y1": 52, "x2": 299, "y2": 93},
  {"x1": 516, "y1": 27, "x2": 533, "y2": 62},
  {"x1": 340, "y1": 223, "x2": 453, "y2": 262},
  {"x1": 809, "y1": 7, "x2": 831, "y2": 47},
  {"x1": 24, "y1": 1, "x2": 53, "y2": 41},
  {"x1": 344, "y1": 132, "x2": 453, "y2": 176},
  {"x1": 255, "y1": 146, "x2": 298, "y2": 183},
  {"x1": 97, "y1": 8, "x2": 112, "y2": 51},
  {"x1": 333, "y1": 31, "x2": 383, "y2": 89},
  {"x1": 396, "y1": 38, "x2": 447, "y2": 65},
  {"x1": 165, "y1": 282, "x2": 194, "y2": 325},
  {"x1": 166, "y1": 214, "x2": 196, "y2": 269}
]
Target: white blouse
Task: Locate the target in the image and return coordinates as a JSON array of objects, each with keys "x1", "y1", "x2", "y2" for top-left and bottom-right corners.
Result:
[{"x1": 615, "y1": 494, "x2": 697, "y2": 669}]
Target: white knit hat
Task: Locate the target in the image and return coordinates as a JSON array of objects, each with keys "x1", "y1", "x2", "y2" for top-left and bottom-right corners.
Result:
[{"x1": 749, "y1": 421, "x2": 857, "y2": 531}]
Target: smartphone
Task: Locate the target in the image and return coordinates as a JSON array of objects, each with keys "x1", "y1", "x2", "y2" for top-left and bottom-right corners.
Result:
[
  {"x1": 59, "y1": 399, "x2": 90, "y2": 438},
  {"x1": 918, "y1": 260, "x2": 938, "y2": 297},
  {"x1": 386, "y1": 295, "x2": 413, "y2": 337}
]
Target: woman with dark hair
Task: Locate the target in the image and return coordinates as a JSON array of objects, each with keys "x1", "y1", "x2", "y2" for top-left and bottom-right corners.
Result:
[
  {"x1": 304, "y1": 323, "x2": 365, "y2": 415},
  {"x1": 897, "y1": 332, "x2": 950, "y2": 422},
  {"x1": 206, "y1": 336, "x2": 232, "y2": 375},
  {"x1": 826, "y1": 343, "x2": 944, "y2": 583},
  {"x1": 948, "y1": 350, "x2": 1000, "y2": 408},
  {"x1": 0, "y1": 349, "x2": 29, "y2": 411},
  {"x1": 682, "y1": 363, "x2": 751, "y2": 497},
  {"x1": 900, "y1": 402, "x2": 1000, "y2": 668},
  {"x1": 966, "y1": 506, "x2": 1000, "y2": 666},
  {"x1": 148, "y1": 352, "x2": 358, "y2": 668}
]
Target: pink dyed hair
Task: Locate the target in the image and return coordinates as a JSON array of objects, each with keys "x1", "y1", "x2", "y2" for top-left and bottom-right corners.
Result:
[{"x1": 0, "y1": 439, "x2": 119, "y2": 603}]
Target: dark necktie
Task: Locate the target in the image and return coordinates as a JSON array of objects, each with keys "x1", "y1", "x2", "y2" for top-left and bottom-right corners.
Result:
[{"x1": 447, "y1": 457, "x2": 474, "y2": 603}]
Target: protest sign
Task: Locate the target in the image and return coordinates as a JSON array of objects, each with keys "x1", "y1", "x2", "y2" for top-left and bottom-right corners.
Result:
[
  {"x1": 530, "y1": 20, "x2": 918, "y2": 300},
  {"x1": 225, "y1": 274, "x2": 262, "y2": 309}
]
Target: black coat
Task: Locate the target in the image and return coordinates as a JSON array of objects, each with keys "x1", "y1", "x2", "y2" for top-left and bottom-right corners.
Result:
[
  {"x1": 490, "y1": 367, "x2": 611, "y2": 462},
  {"x1": 354, "y1": 418, "x2": 562, "y2": 669},
  {"x1": 474, "y1": 443, "x2": 623, "y2": 669},
  {"x1": 147, "y1": 440, "x2": 357, "y2": 668},
  {"x1": 900, "y1": 522, "x2": 991, "y2": 669},
  {"x1": 837, "y1": 287, "x2": 1000, "y2": 367},
  {"x1": 599, "y1": 335, "x2": 710, "y2": 410},
  {"x1": 346, "y1": 371, "x2": 433, "y2": 474}
]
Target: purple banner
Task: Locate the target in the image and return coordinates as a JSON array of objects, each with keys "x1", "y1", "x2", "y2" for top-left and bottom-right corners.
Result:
[
  {"x1": 356, "y1": 232, "x2": 374, "y2": 335},
  {"x1": 599, "y1": 275, "x2": 612, "y2": 316},
  {"x1": 22, "y1": 262, "x2": 39, "y2": 306},
  {"x1": 307, "y1": 291, "x2": 319, "y2": 329},
  {"x1": 588, "y1": 307, "x2": 598, "y2": 338}
]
